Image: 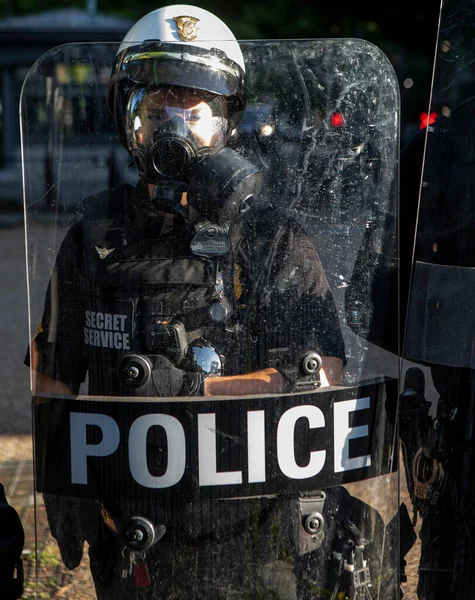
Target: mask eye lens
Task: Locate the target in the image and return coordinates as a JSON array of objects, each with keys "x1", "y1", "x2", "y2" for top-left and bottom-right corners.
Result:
[
  {"x1": 125, "y1": 88, "x2": 229, "y2": 176},
  {"x1": 187, "y1": 112, "x2": 201, "y2": 123}
]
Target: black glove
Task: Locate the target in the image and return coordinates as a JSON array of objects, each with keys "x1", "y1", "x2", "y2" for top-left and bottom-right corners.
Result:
[
  {"x1": 179, "y1": 371, "x2": 207, "y2": 396},
  {"x1": 151, "y1": 357, "x2": 206, "y2": 396},
  {"x1": 119, "y1": 353, "x2": 208, "y2": 396},
  {"x1": 150, "y1": 354, "x2": 186, "y2": 396}
]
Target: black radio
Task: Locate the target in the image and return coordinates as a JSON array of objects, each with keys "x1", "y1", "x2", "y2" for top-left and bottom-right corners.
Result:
[{"x1": 145, "y1": 319, "x2": 188, "y2": 364}]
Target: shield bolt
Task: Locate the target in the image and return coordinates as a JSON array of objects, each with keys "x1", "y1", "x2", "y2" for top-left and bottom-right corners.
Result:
[
  {"x1": 131, "y1": 529, "x2": 144, "y2": 542},
  {"x1": 127, "y1": 366, "x2": 140, "y2": 379},
  {"x1": 302, "y1": 352, "x2": 322, "y2": 375},
  {"x1": 304, "y1": 512, "x2": 324, "y2": 535}
]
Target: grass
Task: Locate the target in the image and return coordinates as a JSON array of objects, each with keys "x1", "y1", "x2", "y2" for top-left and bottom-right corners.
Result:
[{"x1": 26, "y1": 543, "x2": 61, "y2": 567}]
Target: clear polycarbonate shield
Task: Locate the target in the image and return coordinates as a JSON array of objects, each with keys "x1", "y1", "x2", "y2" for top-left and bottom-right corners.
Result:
[
  {"x1": 401, "y1": 0, "x2": 475, "y2": 598},
  {"x1": 22, "y1": 39, "x2": 399, "y2": 599}
]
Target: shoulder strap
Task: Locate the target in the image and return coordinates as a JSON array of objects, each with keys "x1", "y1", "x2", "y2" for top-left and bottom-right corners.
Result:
[
  {"x1": 82, "y1": 183, "x2": 134, "y2": 221},
  {"x1": 238, "y1": 208, "x2": 289, "y2": 323}
]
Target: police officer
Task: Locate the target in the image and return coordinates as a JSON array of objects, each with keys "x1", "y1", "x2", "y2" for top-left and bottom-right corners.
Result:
[
  {"x1": 27, "y1": 5, "x2": 356, "y2": 599},
  {"x1": 30, "y1": 4, "x2": 344, "y2": 402},
  {"x1": 399, "y1": 98, "x2": 475, "y2": 599}
]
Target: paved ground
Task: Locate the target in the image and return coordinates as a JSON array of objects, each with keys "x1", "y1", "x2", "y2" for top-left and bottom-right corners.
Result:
[{"x1": 0, "y1": 217, "x2": 31, "y2": 437}]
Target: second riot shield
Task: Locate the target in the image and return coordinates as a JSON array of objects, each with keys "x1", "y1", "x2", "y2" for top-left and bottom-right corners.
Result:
[
  {"x1": 402, "y1": 0, "x2": 475, "y2": 598},
  {"x1": 22, "y1": 25, "x2": 400, "y2": 600}
]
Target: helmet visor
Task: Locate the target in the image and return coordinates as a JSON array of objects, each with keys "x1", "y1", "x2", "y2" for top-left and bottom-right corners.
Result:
[{"x1": 119, "y1": 49, "x2": 243, "y2": 97}]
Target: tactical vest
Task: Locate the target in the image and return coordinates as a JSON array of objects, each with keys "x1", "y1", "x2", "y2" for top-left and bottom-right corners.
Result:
[{"x1": 77, "y1": 184, "x2": 254, "y2": 396}]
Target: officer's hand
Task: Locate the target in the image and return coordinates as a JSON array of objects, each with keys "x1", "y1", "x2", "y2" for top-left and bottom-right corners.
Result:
[{"x1": 204, "y1": 368, "x2": 289, "y2": 396}]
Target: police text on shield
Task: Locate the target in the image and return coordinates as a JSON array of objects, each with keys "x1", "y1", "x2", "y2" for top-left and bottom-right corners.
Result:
[{"x1": 69, "y1": 398, "x2": 371, "y2": 489}]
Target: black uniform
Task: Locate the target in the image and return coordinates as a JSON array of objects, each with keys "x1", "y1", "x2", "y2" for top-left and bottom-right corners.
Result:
[
  {"x1": 28, "y1": 180, "x2": 353, "y2": 599},
  {"x1": 31, "y1": 181, "x2": 345, "y2": 394}
]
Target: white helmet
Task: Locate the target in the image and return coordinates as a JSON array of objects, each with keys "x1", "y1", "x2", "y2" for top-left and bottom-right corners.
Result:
[
  {"x1": 108, "y1": 5, "x2": 246, "y2": 152},
  {"x1": 118, "y1": 5, "x2": 244, "y2": 72}
]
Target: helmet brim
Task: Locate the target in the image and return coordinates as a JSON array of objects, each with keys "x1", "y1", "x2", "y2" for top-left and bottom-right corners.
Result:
[{"x1": 113, "y1": 45, "x2": 244, "y2": 98}]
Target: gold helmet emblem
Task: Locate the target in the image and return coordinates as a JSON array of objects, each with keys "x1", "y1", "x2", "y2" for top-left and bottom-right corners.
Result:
[{"x1": 173, "y1": 15, "x2": 200, "y2": 41}]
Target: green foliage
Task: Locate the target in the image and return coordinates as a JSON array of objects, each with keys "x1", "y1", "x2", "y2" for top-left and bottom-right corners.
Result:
[{"x1": 25, "y1": 543, "x2": 61, "y2": 567}]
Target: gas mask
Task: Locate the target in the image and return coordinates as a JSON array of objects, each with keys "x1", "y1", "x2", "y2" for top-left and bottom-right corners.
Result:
[{"x1": 125, "y1": 86, "x2": 230, "y2": 211}]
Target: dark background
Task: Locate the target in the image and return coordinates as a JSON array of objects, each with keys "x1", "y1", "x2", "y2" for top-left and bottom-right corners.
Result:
[{"x1": 2, "y1": 0, "x2": 441, "y2": 135}]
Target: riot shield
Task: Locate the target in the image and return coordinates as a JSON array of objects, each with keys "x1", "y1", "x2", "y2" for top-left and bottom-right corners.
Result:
[
  {"x1": 22, "y1": 38, "x2": 399, "y2": 599},
  {"x1": 401, "y1": 0, "x2": 475, "y2": 598}
]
